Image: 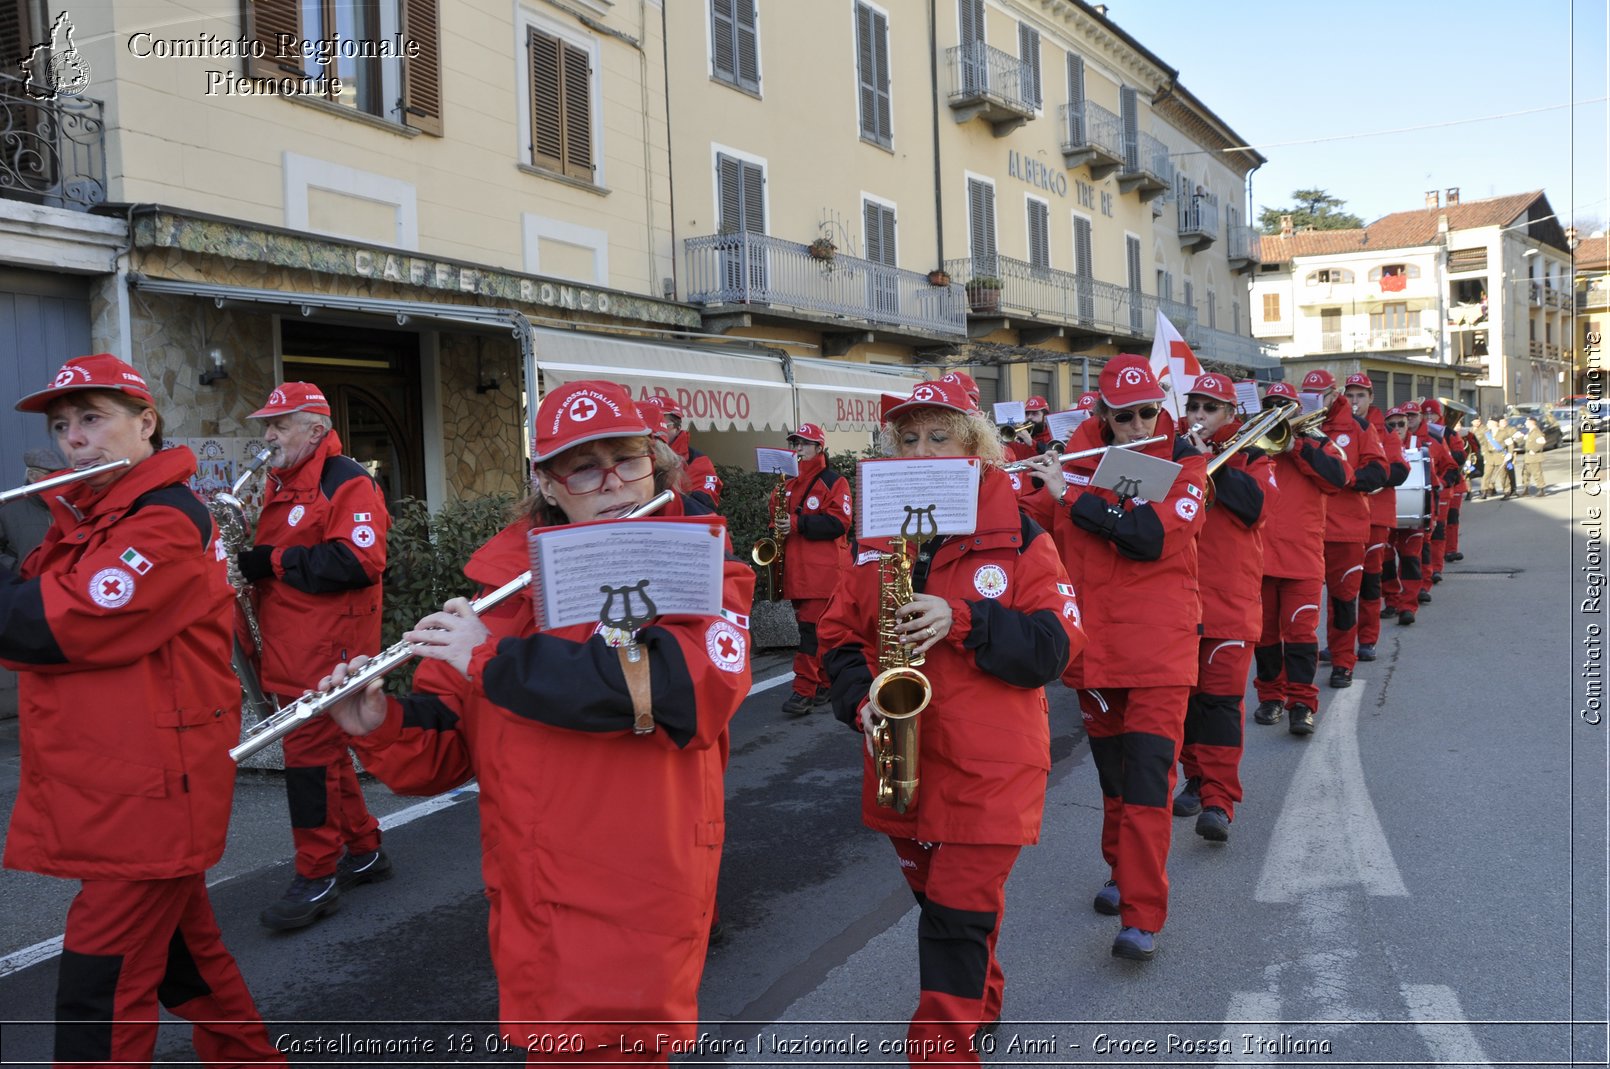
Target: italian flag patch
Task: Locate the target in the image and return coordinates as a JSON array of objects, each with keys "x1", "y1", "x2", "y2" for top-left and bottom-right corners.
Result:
[{"x1": 120, "y1": 547, "x2": 153, "y2": 575}]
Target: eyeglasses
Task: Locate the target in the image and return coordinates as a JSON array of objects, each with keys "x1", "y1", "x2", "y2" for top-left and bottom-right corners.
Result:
[
  {"x1": 1385, "y1": 421, "x2": 1407, "y2": 430},
  {"x1": 1185, "y1": 400, "x2": 1225, "y2": 414},
  {"x1": 1111, "y1": 406, "x2": 1161, "y2": 424},
  {"x1": 550, "y1": 453, "x2": 655, "y2": 494}
]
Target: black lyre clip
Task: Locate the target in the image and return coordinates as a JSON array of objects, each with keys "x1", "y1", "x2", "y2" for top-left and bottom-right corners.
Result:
[
  {"x1": 899, "y1": 503, "x2": 939, "y2": 544},
  {"x1": 1112, "y1": 475, "x2": 1143, "y2": 502},
  {"x1": 600, "y1": 579, "x2": 657, "y2": 663}
]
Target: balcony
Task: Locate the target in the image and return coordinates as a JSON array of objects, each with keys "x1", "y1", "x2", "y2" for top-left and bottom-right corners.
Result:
[
  {"x1": 1059, "y1": 100, "x2": 1124, "y2": 179},
  {"x1": 1315, "y1": 328, "x2": 1436, "y2": 353},
  {"x1": 944, "y1": 254, "x2": 1168, "y2": 341},
  {"x1": 1579, "y1": 280, "x2": 1610, "y2": 310},
  {"x1": 0, "y1": 74, "x2": 106, "y2": 211},
  {"x1": 1545, "y1": 285, "x2": 1567, "y2": 310},
  {"x1": 1529, "y1": 339, "x2": 1545, "y2": 359},
  {"x1": 1158, "y1": 298, "x2": 1200, "y2": 343},
  {"x1": 1194, "y1": 327, "x2": 1279, "y2": 371},
  {"x1": 1177, "y1": 197, "x2": 1219, "y2": 251},
  {"x1": 1117, "y1": 130, "x2": 1171, "y2": 202},
  {"x1": 1227, "y1": 224, "x2": 1262, "y2": 271},
  {"x1": 946, "y1": 43, "x2": 1035, "y2": 136},
  {"x1": 683, "y1": 232, "x2": 968, "y2": 339}
]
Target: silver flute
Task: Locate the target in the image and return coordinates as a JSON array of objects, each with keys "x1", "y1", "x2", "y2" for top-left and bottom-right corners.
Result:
[
  {"x1": 1000, "y1": 435, "x2": 1168, "y2": 472},
  {"x1": 230, "y1": 489, "x2": 677, "y2": 762},
  {"x1": 0, "y1": 459, "x2": 131, "y2": 504}
]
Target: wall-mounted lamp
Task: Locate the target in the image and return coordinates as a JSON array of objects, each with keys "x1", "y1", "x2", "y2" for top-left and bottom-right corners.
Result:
[
  {"x1": 475, "y1": 350, "x2": 499, "y2": 394},
  {"x1": 199, "y1": 346, "x2": 228, "y2": 386}
]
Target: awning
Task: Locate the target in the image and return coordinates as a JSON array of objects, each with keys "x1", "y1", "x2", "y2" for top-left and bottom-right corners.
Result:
[
  {"x1": 531, "y1": 327, "x2": 794, "y2": 432},
  {"x1": 792, "y1": 356, "x2": 924, "y2": 432}
]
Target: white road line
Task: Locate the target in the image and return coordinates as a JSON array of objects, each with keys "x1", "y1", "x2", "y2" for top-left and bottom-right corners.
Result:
[
  {"x1": 1402, "y1": 983, "x2": 1494, "y2": 1066},
  {"x1": 1216, "y1": 990, "x2": 1282, "y2": 1063},
  {"x1": 0, "y1": 672, "x2": 798, "y2": 979}
]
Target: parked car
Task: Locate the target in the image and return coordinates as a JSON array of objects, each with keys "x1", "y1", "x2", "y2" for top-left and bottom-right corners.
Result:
[
  {"x1": 1552, "y1": 406, "x2": 1578, "y2": 440},
  {"x1": 1503, "y1": 413, "x2": 1564, "y2": 451}
]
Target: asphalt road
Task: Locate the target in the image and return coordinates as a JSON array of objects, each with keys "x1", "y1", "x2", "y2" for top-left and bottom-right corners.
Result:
[{"x1": 0, "y1": 446, "x2": 1602, "y2": 1067}]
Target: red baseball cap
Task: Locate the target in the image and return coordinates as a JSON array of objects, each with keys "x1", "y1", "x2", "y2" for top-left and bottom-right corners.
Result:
[
  {"x1": 939, "y1": 370, "x2": 982, "y2": 410},
  {"x1": 1025, "y1": 395, "x2": 1050, "y2": 412},
  {"x1": 1386, "y1": 405, "x2": 1407, "y2": 418},
  {"x1": 16, "y1": 354, "x2": 157, "y2": 413},
  {"x1": 787, "y1": 423, "x2": 827, "y2": 445},
  {"x1": 1345, "y1": 372, "x2": 1374, "y2": 391},
  {"x1": 1074, "y1": 391, "x2": 1100, "y2": 412},
  {"x1": 1401, "y1": 400, "x2": 1423, "y2": 415},
  {"x1": 1188, "y1": 372, "x2": 1236, "y2": 403},
  {"x1": 881, "y1": 379, "x2": 974, "y2": 422},
  {"x1": 639, "y1": 394, "x2": 685, "y2": 418},
  {"x1": 534, "y1": 380, "x2": 651, "y2": 462},
  {"x1": 1300, "y1": 369, "x2": 1337, "y2": 391},
  {"x1": 248, "y1": 382, "x2": 332, "y2": 419},
  {"x1": 1419, "y1": 398, "x2": 1443, "y2": 418},
  {"x1": 1099, "y1": 354, "x2": 1166, "y2": 408},
  {"x1": 634, "y1": 402, "x2": 669, "y2": 442},
  {"x1": 1264, "y1": 382, "x2": 1299, "y2": 401}
]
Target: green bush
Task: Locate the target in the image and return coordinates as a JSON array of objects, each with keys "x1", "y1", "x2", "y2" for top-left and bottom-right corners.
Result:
[
  {"x1": 716, "y1": 450, "x2": 865, "y2": 606},
  {"x1": 381, "y1": 492, "x2": 514, "y2": 692}
]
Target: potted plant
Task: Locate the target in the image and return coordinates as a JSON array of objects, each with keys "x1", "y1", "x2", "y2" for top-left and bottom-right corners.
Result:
[
  {"x1": 807, "y1": 237, "x2": 837, "y2": 262},
  {"x1": 927, "y1": 268, "x2": 951, "y2": 287},
  {"x1": 967, "y1": 275, "x2": 1002, "y2": 312}
]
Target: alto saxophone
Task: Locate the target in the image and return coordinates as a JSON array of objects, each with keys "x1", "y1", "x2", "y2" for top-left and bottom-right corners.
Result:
[
  {"x1": 207, "y1": 446, "x2": 277, "y2": 724},
  {"x1": 867, "y1": 535, "x2": 932, "y2": 813},
  {"x1": 749, "y1": 471, "x2": 788, "y2": 602}
]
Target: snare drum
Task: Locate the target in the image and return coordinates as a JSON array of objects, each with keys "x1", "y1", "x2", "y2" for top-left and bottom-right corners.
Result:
[{"x1": 1395, "y1": 448, "x2": 1432, "y2": 529}]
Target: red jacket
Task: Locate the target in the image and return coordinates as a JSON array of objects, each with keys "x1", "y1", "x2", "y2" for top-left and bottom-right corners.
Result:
[
  {"x1": 251, "y1": 430, "x2": 388, "y2": 694},
  {"x1": 817, "y1": 467, "x2": 1082, "y2": 845},
  {"x1": 1197, "y1": 424, "x2": 1277, "y2": 640},
  {"x1": 1322, "y1": 397, "x2": 1389, "y2": 544},
  {"x1": 1367, "y1": 406, "x2": 1411, "y2": 529},
  {"x1": 0, "y1": 447, "x2": 240, "y2": 881},
  {"x1": 1261, "y1": 428, "x2": 1351, "y2": 580},
  {"x1": 768, "y1": 452, "x2": 853, "y2": 600},
  {"x1": 353, "y1": 492, "x2": 753, "y2": 1051},
  {"x1": 1041, "y1": 413, "x2": 1208, "y2": 689},
  {"x1": 670, "y1": 431, "x2": 723, "y2": 510}
]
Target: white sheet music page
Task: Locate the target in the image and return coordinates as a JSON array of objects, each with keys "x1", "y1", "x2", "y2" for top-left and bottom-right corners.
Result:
[
  {"x1": 1046, "y1": 409, "x2": 1089, "y2": 441},
  {"x1": 1090, "y1": 447, "x2": 1183, "y2": 502},
  {"x1": 856, "y1": 458, "x2": 980, "y2": 539},
  {"x1": 992, "y1": 400, "x2": 1026, "y2": 425},
  {"x1": 754, "y1": 447, "x2": 799, "y2": 476},
  {"x1": 527, "y1": 517, "x2": 726, "y2": 632},
  {"x1": 1234, "y1": 380, "x2": 1262, "y2": 414}
]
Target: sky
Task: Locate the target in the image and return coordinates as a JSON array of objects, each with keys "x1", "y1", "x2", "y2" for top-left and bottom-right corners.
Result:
[{"x1": 1103, "y1": 0, "x2": 1609, "y2": 234}]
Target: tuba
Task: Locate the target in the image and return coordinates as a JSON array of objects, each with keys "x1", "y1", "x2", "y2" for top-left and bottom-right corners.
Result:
[
  {"x1": 207, "y1": 446, "x2": 277, "y2": 724},
  {"x1": 867, "y1": 535, "x2": 932, "y2": 813},
  {"x1": 749, "y1": 471, "x2": 788, "y2": 601}
]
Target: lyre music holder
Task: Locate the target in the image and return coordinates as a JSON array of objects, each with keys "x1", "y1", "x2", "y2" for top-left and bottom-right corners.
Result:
[{"x1": 600, "y1": 579, "x2": 657, "y2": 663}]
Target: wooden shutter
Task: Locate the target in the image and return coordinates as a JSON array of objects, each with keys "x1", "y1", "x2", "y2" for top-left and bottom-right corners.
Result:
[
  {"x1": 856, "y1": 4, "x2": 891, "y2": 145},
  {"x1": 246, "y1": 0, "x2": 302, "y2": 79},
  {"x1": 1183, "y1": 280, "x2": 1194, "y2": 312},
  {"x1": 967, "y1": 178, "x2": 996, "y2": 272},
  {"x1": 959, "y1": 0, "x2": 983, "y2": 45},
  {"x1": 1066, "y1": 53, "x2": 1085, "y2": 144},
  {"x1": 529, "y1": 29, "x2": 564, "y2": 171},
  {"x1": 1018, "y1": 23, "x2": 1040, "y2": 109},
  {"x1": 871, "y1": 11, "x2": 891, "y2": 142},
  {"x1": 1072, "y1": 216, "x2": 1092, "y2": 276},
  {"x1": 1263, "y1": 293, "x2": 1280, "y2": 322},
  {"x1": 864, "y1": 200, "x2": 896, "y2": 266},
  {"x1": 560, "y1": 40, "x2": 592, "y2": 176},
  {"x1": 711, "y1": 0, "x2": 736, "y2": 82},
  {"x1": 717, "y1": 154, "x2": 743, "y2": 232},
  {"x1": 734, "y1": 0, "x2": 759, "y2": 90},
  {"x1": 1232, "y1": 299, "x2": 1240, "y2": 334},
  {"x1": 400, "y1": 0, "x2": 443, "y2": 134},
  {"x1": 1, "y1": 0, "x2": 32, "y2": 74},
  {"x1": 958, "y1": 0, "x2": 983, "y2": 94},
  {"x1": 1027, "y1": 199, "x2": 1049, "y2": 270},
  {"x1": 1125, "y1": 235, "x2": 1141, "y2": 291},
  {"x1": 1206, "y1": 290, "x2": 1217, "y2": 329},
  {"x1": 741, "y1": 159, "x2": 765, "y2": 232},
  {"x1": 1120, "y1": 84, "x2": 1138, "y2": 170}
]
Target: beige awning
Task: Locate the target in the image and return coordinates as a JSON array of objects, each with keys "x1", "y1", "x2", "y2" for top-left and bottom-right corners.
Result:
[
  {"x1": 792, "y1": 357, "x2": 924, "y2": 432},
  {"x1": 531, "y1": 328, "x2": 794, "y2": 432}
]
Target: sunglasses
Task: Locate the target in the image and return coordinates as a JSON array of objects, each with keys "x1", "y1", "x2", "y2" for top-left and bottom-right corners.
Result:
[
  {"x1": 1111, "y1": 405, "x2": 1161, "y2": 424},
  {"x1": 1385, "y1": 421, "x2": 1407, "y2": 430},
  {"x1": 1185, "y1": 400, "x2": 1225, "y2": 414}
]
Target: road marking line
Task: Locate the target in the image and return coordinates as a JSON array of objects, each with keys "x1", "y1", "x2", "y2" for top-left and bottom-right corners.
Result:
[
  {"x1": 749, "y1": 670, "x2": 795, "y2": 695},
  {"x1": 1217, "y1": 990, "x2": 1282, "y2": 1062},
  {"x1": 1402, "y1": 983, "x2": 1493, "y2": 1066}
]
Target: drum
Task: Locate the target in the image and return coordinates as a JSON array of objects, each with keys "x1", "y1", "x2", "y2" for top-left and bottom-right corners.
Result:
[{"x1": 1395, "y1": 448, "x2": 1432, "y2": 529}]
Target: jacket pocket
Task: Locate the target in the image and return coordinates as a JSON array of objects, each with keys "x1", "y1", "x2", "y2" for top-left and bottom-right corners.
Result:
[{"x1": 45, "y1": 745, "x2": 168, "y2": 799}]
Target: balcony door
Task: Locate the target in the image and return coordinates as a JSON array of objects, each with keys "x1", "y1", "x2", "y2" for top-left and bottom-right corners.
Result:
[
  {"x1": 1320, "y1": 307, "x2": 1341, "y2": 352},
  {"x1": 863, "y1": 199, "x2": 899, "y2": 319},
  {"x1": 716, "y1": 152, "x2": 766, "y2": 298}
]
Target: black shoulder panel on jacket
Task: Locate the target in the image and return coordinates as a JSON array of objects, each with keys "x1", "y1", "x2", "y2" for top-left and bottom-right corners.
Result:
[
  {"x1": 1019, "y1": 510, "x2": 1047, "y2": 555},
  {"x1": 128, "y1": 485, "x2": 212, "y2": 549},
  {"x1": 1171, "y1": 438, "x2": 1198, "y2": 462},
  {"x1": 320, "y1": 454, "x2": 375, "y2": 499},
  {"x1": 682, "y1": 493, "x2": 716, "y2": 518}
]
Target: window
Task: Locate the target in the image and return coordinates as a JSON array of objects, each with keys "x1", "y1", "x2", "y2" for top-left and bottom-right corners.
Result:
[
  {"x1": 1072, "y1": 214, "x2": 1094, "y2": 322},
  {"x1": 1065, "y1": 54, "x2": 1086, "y2": 143},
  {"x1": 1183, "y1": 280, "x2": 1194, "y2": 312},
  {"x1": 854, "y1": 3, "x2": 892, "y2": 147},
  {"x1": 527, "y1": 27, "x2": 593, "y2": 180},
  {"x1": 958, "y1": 0, "x2": 985, "y2": 95},
  {"x1": 967, "y1": 177, "x2": 997, "y2": 275},
  {"x1": 863, "y1": 197, "x2": 898, "y2": 316},
  {"x1": 1306, "y1": 268, "x2": 1354, "y2": 285},
  {"x1": 1262, "y1": 292, "x2": 1280, "y2": 322},
  {"x1": 1231, "y1": 299, "x2": 1240, "y2": 334},
  {"x1": 711, "y1": 0, "x2": 759, "y2": 93},
  {"x1": 1370, "y1": 302, "x2": 1419, "y2": 334},
  {"x1": 1119, "y1": 85, "x2": 1139, "y2": 170},
  {"x1": 1125, "y1": 234, "x2": 1142, "y2": 332},
  {"x1": 1156, "y1": 269, "x2": 1173, "y2": 302},
  {"x1": 716, "y1": 150, "x2": 765, "y2": 292},
  {"x1": 247, "y1": 0, "x2": 443, "y2": 134},
  {"x1": 1018, "y1": 22, "x2": 1041, "y2": 109},
  {"x1": 1026, "y1": 198, "x2": 1050, "y2": 270},
  {"x1": 1206, "y1": 289, "x2": 1216, "y2": 330}
]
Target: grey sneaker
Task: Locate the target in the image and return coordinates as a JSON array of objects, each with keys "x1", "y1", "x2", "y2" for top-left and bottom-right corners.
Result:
[
  {"x1": 781, "y1": 692, "x2": 813, "y2": 717},
  {"x1": 260, "y1": 874, "x2": 340, "y2": 931},
  {"x1": 337, "y1": 848, "x2": 393, "y2": 890}
]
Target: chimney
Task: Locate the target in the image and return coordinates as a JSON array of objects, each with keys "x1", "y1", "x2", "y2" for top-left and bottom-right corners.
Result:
[
  {"x1": 1092, "y1": 4, "x2": 1108, "y2": 15},
  {"x1": 1425, "y1": 190, "x2": 1440, "y2": 209},
  {"x1": 1280, "y1": 214, "x2": 1293, "y2": 237},
  {"x1": 1446, "y1": 187, "x2": 1460, "y2": 206}
]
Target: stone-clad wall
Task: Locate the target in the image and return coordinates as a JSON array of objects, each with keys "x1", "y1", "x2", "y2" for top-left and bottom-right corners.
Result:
[
  {"x1": 127, "y1": 290, "x2": 277, "y2": 438},
  {"x1": 439, "y1": 333, "x2": 526, "y2": 501}
]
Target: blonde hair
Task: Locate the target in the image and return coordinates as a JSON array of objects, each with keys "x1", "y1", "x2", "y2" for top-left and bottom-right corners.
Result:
[
  {"x1": 516, "y1": 436, "x2": 684, "y2": 527},
  {"x1": 877, "y1": 408, "x2": 1006, "y2": 466}
]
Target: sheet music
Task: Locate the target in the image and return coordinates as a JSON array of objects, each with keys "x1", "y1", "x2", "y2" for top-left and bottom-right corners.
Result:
[
  {"x1": 1234, "y1": 381, "x2": 1262, "y2": 415},
  {"x1": 992, "y1": 400, "x2": 1026, "y2": 425},
  {"x1": 1298, "y1": 392, "x2": 1327, "y2": 416},
  {"x1": 1046, "y1": 409, "x2": 1090, "y2": 441},
  {"x1": 528, "y1": 517, "x2": 726, "y2": 631},
  {"x1": 754, "y1": 447, "x2": 799, "y2": 476},
  {"x1": 856, "y1": 458, "x2": 980, "y2": 539},
  {"x1": 1091, "y1": 446, "x2": 1182, "y2": 502}
]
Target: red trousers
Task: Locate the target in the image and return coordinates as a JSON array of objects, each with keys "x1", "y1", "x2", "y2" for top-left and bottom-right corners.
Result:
[
  {"x1": 890, "y1": 838, "x2": 1020, "y2": 1066},
  {"x1": 791, "y1": 598, "x2": 829, "y2": 698},
  {"x1": 1323, "y1": 540, "x2": 1366, "y2": 671},
  {"x1": 1181, "y1": 638, "x2": 1252, "y2": 820},
  {"x1": 1253, "y1": 575, "x2": 1323, "y2": 710},
  {"x1": 54, "y1": 875, "x2": 283, "y2": 1068},
  {"x1": 1358, "y1": 527, "x2": 1391, "y2": 647},
  {"x1": 1429, "y1": 494, "x2": 1450, "y2": 578},
  {"x1": 1079, "y1": 686, "x2": 1189, "y2": 933},
  {"x1": 1384, "y1": 528, "x2": 1426, "y2": 612},
  {"x1": 277, "y1": 697, "x2": 381, "y2": 878},
  {"x1": 1446, "y1": 486, "x2": 1465, "y2": 556}
]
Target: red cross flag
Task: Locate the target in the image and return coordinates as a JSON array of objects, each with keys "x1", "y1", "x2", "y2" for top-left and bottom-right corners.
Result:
[{"x1": 1149, "y1": 308, "x2": 1204, "y2": 420}]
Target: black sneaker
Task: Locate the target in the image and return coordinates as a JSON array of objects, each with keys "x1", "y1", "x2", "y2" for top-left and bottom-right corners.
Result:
[
  {"x1": 1092, "y1": 879, "x2": 1121, "y2": 916},
  {"x1": 1173, "y1": 776, "x2": 1203, "y2": 817},
  {"x1": 811, "y1": 689, "x2": 833, "y2": 713},
  {"x1": 1329, "y1": 666, "x2": 1353, "y2": 689},
  {"x1": 1317, "y1": 648, "x2": 1331, "y2": 663},
  {"x1": 1253, "y1": 699, "x2": 1284, "y2": 725},
  {"x1": 780, "y1": 692, "x2": 813, "y2": 717},
  {"x1": 1379, "y1": 605, "x2": 1397, "y2": 619},
  {"x1": 1446, "y1": 551, "x2": 1464, "y2": 562},
  {"x1": 260, "y1": 874, "x2": 340, "y2": 931},
  {"x1": 1288, "y1": 703, "x2": 1316, "y2": 736},
  {"x1": 1356, "y1": 644, "x2": 1377, "y2": 662},
  {"x1": 337, "y1": 848, "x2": 393, "y2": 890},
  {"x1": 1196, "y1": 806, "x2": 1230, "y2": 842},
  {"x1": 1431, "y1": 572, "x2": 1443, "y2": 585},
  {"x1": 1398, "y1": 610, "x2": 1416, "y2": 626},
  {"x1": 1418, "y1": 590, "x2": 1432, "y2": 604}
]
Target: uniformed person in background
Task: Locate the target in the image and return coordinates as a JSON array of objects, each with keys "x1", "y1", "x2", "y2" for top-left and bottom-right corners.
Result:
[{"x1": 1518, "y1": 417, "x2": 1549, "y2": 495}]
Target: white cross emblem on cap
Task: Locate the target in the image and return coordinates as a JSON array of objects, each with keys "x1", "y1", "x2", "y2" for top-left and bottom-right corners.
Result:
[
  {"x1": 269, "y1": 389, "x2": 286, "y2": 406},
  {"x1": 913, "y1": 385, "x2": 938, "y2": 401},
  {"x1": 568, "y1": 396, "x2": 599, "y2": 422},
  {"x1": 54, "y1": 368, "x2": 81, "y2": 387},
  {"x1": 1120, "y1": 368, "x2": 1145, "y2": 386}
]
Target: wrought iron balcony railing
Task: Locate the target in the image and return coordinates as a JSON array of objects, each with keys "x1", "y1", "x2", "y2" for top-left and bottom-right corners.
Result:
[
  {"x1": 1194, "y1": 326, "x2": 1278, "y2": 370},
  {"x1": 0, "y1": 73, "x2": 105, "y2": 211},
  {"x1": 1227, "y1": 224, "x2": 1262, "y2": 267},
  {"x1": 1119, "y1": 130, "x2": 1171, "y2": 199},
  {"x1": 946, "y1": 42, "x2": 1035, "y2": 130},
  {"x1": 683, "y1": 232, "x2": 968, "y2": 337},
  {"x1": 945, "y1": 254, "x2": 1166, "y2": 339},
  {"x1": 1059, "y1": 100, "x2": 1123, "y2": 177},
  {"x1": 1178, "y1": 197, "x2": 1219, "y2": 247}
]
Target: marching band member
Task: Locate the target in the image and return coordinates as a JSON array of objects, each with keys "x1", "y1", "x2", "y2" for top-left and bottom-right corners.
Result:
[
  {"x1": 0, "y1": 355, "x2": 283, "y2": 1067},
  {"x1": 240, "y1": 382, "x2": 394, "y2": 931},
  {"x1": 1382, "y1": 406, "x2": 1428, "y2": 625},
  {"x1": 939, "y1": 369, "x2": 982, "y2": 410},
  {"x1": 641, "y1": 394, "x2": 723, "y2": 510},
  {"x1": 1417, "y1": 399, "x2": 1464, "y2": 585},
  {"x1": 1251, "y1": 382, "x2": 1351, "y2": 736},
  {"x1": 1305, "y1": 370, "x2": 1387, "y2": 690},
  {"x1": 319, "y1": 380, "x2": 754, "y2": 1065},
  {"x1": 1171, "y1": 373, "x2": 1276, "y2": 844},
  {"x1": 772, "y1": 423, "x2": 854, "y2": 718},
  {"x1": 818, "y1": 377, "x2": 1081, "y2": 1060},
  {"x1": 1024, "y1": 395, "x2": 1053, "y2": 451},
  {"x1": 1036, "y1": 355, "x2": 1207, "y2": 961},
  {"x1": 1350, "y1": 375, "x2": 1409, "y2": 662},
  {"x1": 1402, "y1": 402, "x2": 1457, "y2": 611}
]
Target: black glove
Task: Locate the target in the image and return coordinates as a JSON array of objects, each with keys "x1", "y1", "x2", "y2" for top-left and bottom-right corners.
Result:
[{"x1": 237, "y1": 545, "x2": 275, "y2": 582}]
